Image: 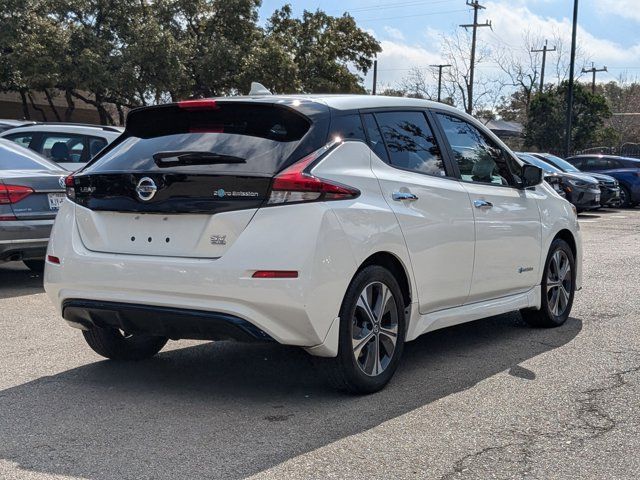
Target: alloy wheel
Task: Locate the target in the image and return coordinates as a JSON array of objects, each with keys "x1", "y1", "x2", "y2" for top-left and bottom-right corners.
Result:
[
  {"x1": 351, "y1": 281, "x2": 399, "y2": 376},
  {"x1": 620, "y1": 188, "x2": 627, "y2": 206},
  {"x1": 546, "y1": 250, "x2": 572, "y2": 317}
]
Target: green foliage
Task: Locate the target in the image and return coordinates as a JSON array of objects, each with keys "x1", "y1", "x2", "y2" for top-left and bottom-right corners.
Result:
[
  {"x1": 0, "y1": 0, "x2": 380, "y2": 123},
  {"x1": 525, "y1": 82, "x2": 612, "y2": 153}
]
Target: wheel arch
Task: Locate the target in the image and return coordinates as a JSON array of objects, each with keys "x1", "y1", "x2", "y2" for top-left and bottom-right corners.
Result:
[
  {"x1": 554, "y1": 229, "x2": 577, "y2": 259},
  {"x1": 357, "y1": 251, "x2": 412, "y2": 308}
]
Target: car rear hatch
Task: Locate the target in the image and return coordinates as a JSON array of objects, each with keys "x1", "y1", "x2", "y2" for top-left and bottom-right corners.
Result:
[
  {"x1": 1, "y1": 170, "x2": 66, "y2": 221},
  {"x1": 70, "y1": 99, "x2": 327, "y2": 258}
]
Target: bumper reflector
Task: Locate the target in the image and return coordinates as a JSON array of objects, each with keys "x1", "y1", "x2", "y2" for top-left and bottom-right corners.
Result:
[
  {"x1": 252, "y1": 270, "x2": 298, "y2": 279},
  {"x1": 47, "y1": 255, "x2": 60, "y2": 264}
]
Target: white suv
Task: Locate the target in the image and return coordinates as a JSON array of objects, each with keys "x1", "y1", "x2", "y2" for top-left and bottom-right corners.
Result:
[
  {"x1": 44, "y1": 96, "x2": 582, "y2": 393},
  {"x1": 0, "y1": 123, "x2": 123, "y2": 170}
]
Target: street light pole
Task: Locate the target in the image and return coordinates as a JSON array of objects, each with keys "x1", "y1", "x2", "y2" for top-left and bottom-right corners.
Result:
[{"x1": 564, "y1": 0, "x2": 579, "y2": 157}]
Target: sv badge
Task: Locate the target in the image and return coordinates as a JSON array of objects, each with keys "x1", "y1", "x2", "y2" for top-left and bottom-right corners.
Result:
[{"x1": 210, "y1": 235, "x2": 227, "y2": 245}]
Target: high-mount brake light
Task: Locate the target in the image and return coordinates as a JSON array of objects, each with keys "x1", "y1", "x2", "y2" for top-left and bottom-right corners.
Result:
[
  {"x1": 0, "y1": 184, "x2": 33, "y2": 204},
  {"x1": 64, "y1": 174, "x2": 76, "y2": 200},
  {"x1": 267, "y1": 140, "x2": 359, "y2": 205},
  {"x1": 177, "y1": 99, "x2": 219, "y2": 111}
]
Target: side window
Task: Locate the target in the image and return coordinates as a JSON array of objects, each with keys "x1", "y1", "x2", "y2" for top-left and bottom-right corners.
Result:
[
  {"x1": 436, "y1": 113, "x2": 518, "y2": 186},
  {"x1": 5, "y1": 133, "x2": 34, "y2": 148},
  {"x1": 572, "y1": 158, "x2": 585, "y2": 169},
  {"x1": 39, "y1": 134, "x2": 86, "y2": 163},
  {"x1": 606, "y1": 159, "x2": 621, "y2": 169},
  {"x1": 584, "y1": 158, "x2": 606, "y2": 170},
  {"x1": 362, "y1": 113, "x2": 389, "y2": 162},
  {"x1": 329, "y1": 114, "x2": 366, "y2": 142},
  {"x1": 374, "y1": 111, "x2": 446, "y2": 177},
  {"x1": 88, "y1": 137, "x2": 108, "y2": 159}
]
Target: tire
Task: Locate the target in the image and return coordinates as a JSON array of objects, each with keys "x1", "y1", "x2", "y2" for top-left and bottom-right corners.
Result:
[
  {"x1": 82, "y1": 326, "x2": 168, "y2": 361},
  {"x1": 619, "y1": 185, "x2": 632, "y2": 208},
  {"x1": 521, "y1": 238, "x2": 575, "y2": 328},
  {"x1": 23, "y1": 259, "x2": 45, "y2": 273},
  {"x1": 315, "y1": 265, "x2": 406, "y2": 394}
]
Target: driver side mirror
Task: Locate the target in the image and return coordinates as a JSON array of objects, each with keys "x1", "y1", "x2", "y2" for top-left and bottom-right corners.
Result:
[{"x1": 521, "y1": 164, "x2": 544, "y2": 188}]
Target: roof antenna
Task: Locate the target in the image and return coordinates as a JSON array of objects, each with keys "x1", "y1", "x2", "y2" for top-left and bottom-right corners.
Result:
[{"x1": 249, "y1": 82, "x2": 272, "y2": 96}]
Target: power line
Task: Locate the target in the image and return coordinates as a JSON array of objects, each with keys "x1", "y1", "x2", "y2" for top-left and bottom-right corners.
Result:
[
  {"x1": 360, "y1": 8, "x2": 469, "y2": 22},
  {"x1": 343, "y1": 0, "x2": 455, "y2": 14},
  {"x1": 460, "y1": 0, "x2": 492, "y2": 114},
  {"x1": 531, "y1": 40, "x2": 556, "y2": 92}
]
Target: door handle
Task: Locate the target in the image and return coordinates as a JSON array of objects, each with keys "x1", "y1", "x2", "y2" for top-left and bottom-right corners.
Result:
[
  {"x1": 473, "y1": 199, "x2": 493, "y2": 208},
  {"x1": 392, "y1": 192, "x2": 419, "y2": 201}
]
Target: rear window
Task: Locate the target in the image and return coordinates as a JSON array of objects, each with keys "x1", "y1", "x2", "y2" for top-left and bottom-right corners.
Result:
[
  {"x1": 0, "y1": 139, "x2": 65, "y2": 171},
  {"x1": 85, "y1": 103, "x2": 312, "y2": 176}
]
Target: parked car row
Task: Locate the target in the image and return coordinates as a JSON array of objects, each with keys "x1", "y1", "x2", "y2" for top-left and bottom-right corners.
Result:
[{"x1": 513, "y1": 151, "x2": 640, "y2": 211}]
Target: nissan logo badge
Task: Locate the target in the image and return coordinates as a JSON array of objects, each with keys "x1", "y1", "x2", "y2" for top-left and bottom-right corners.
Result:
[{"x1": 136, "y1": 177, "x2": 157, "y2": 201}]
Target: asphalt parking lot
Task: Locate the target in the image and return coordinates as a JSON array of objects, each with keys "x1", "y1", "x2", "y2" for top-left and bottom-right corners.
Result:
[{"x1": 1, "y1": 208, "x2": 639, "y2": 480}]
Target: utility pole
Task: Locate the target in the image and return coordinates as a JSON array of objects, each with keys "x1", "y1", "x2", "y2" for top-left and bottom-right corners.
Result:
[
  {"x1": 430, "y1": 64, "x2": 451, "y2": 102},
  {"x1": 372, "y1": 59, "x2": 378, "y2": 95},
  {"x1": 564, "y1": 0, "x2": 579, "y2": 157},
  {"x1": 531, "y1": 40, "x2": 556, "y2": 92},
  {"x1": 460, "y1": 0, "x2": 491, "y2": 115},
  {"x1": 581, "y1": 62, "x2": 607, "y2": 93}
]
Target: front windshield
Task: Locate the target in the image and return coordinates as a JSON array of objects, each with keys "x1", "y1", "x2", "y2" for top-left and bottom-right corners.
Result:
[
  {"x1": 517, "y1": 153, "x2": 561, "y2": 174},
  {"x1": 541, "y1": 154, "x2": 580, "y2": 173}
]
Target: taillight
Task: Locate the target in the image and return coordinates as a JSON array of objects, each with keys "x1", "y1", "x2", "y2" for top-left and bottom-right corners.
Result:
[
  {"x1": 267, "y1": 140, "x2": 359, "y2": 205},
  {"x1": 0, "y1": 184, "x2": 33, "y2": 204},
  {"x1": 64, "y1": 174, "x2": 75, "y2": 200}
]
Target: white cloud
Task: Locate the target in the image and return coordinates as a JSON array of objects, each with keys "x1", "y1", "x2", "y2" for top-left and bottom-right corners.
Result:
[
  {"x1": 486, "y1": 2, "x2": 640, "y2": 73},
  {"x1": 383, "y1": 26, "x2": 405, "y2": 41},
  {"x1": 596, "y1": 0, "x2": 640, "y2": 23},
  {"x1": 362, "y1": 2, "x2": 640, "y2": 92},
  {"x1": 366, "y1": 39, "x2": 443, "y2": 87}
]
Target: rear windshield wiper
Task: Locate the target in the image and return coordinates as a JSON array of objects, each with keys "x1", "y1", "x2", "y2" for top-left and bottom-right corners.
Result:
[{"x1": 153, "y1": 151, "x2": 246, "y2": 167}]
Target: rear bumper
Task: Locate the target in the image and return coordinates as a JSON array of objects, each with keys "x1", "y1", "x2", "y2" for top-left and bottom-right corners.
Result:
[
  {"x1": 63, "y1": 299, "x2": 274, "y2": 342},
  {"x1": 0, "y1": 219, "x2": 53, "y2": 261},
  {"x1": 44, "y1": 201, "x2": 358, "y2": 353}
]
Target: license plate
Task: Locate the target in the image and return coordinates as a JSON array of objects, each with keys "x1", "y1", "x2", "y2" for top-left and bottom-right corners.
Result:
[
  {"x1": 595, "y1": 194, "x2": 601, "y2": 203},
  {"x1": 48, "y1": 193, "x2": 66, "y2": 210}
]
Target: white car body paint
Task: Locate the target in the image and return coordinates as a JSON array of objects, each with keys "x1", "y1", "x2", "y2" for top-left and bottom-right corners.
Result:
[{"x1": 44, "y1": 95, "x2": 582, "y2": 359}]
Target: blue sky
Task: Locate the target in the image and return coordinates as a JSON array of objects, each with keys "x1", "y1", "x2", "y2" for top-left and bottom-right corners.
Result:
[{"x1": 258, "y1": 0, "x2": 640, "y2": 92}]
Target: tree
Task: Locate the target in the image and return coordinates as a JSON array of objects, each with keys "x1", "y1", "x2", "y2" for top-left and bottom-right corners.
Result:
[
  {"x1": 600, "y1": 78, "x2": 640, "y2": 146},
  {"x1": 525, "y1": 82, "x2": 614, "y2": 153},
  {"x1": 0, "y1": 1, "x2": 380, "y2": 124},
  {"x1": 265, "y1": 6, "x2": 381, "y2": 93},
  {"x1": 438, "y1": 29, "x2": 499, "y2": 113}
]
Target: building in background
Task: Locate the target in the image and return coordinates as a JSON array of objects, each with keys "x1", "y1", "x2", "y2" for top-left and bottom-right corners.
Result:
[{"x1": 0, "y1": 90, "x2": 118, "y2": 125}]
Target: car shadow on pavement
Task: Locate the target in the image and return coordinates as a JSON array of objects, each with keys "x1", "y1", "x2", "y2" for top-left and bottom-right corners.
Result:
[
  {"x1": 0, "y1": 313, "x2": 582, "y2": 480},
  {"x1": 0, "y1": 262, "x2": 44, "y2": 299}
]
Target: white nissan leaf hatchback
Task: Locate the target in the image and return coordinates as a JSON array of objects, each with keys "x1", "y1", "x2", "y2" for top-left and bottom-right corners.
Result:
[{"x1": 44, "y1": 96, "x2": 582, "y2": 393}]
